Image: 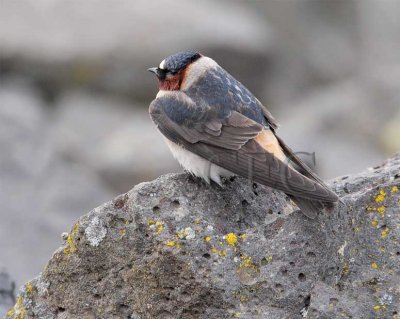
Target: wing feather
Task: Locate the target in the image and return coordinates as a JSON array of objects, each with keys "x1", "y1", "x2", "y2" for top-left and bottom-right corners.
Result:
[{"x1": 150, "y1": 97, "x2": 338, "y2": 203}]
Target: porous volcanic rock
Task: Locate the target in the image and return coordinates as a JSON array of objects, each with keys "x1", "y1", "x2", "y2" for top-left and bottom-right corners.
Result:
[{"x1": 6, "y1": 155, "x2": 400, "y2": 319}]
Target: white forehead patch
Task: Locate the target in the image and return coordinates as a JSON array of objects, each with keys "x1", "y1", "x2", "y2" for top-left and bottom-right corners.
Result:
[{"x1": 159, "y1": 59, "x2": 166, "y2": 70}]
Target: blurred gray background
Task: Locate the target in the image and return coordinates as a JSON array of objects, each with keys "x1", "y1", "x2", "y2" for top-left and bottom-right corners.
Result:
[{"x1": 1, "y1": 0, "x2": 399, "y2": 288}]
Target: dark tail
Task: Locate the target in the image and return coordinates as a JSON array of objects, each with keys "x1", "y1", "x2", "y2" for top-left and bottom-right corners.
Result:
[{"x1": 289, "y1": 195, "x2": 335, "y2": 219}]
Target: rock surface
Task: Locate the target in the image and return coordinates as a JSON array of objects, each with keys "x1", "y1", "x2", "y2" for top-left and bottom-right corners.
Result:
[
  {"x1": 6, "y1": 155, "x2": 400, "y2": 319},
  {"x1": 0, "y1": 269, "x2": 15, "y2": 318}
]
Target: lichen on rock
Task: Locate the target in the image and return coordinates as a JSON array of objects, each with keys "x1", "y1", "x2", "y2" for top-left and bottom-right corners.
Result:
[{"x1": 6, "y1": 155, "x2": 400, "y2": 319}]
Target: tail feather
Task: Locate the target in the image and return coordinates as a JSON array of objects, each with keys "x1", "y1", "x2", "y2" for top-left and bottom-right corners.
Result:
[{"x1": 289, "y1": 196, "x2": 335, "y2": 219}]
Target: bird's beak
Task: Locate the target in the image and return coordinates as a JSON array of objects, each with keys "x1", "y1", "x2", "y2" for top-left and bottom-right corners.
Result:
[{"x1": 148, "y1": 67, "x2": 159, "y2": 75}]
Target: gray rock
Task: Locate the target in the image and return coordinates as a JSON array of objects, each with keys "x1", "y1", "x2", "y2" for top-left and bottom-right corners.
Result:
[
  {"x1": 0, "y1": 269, "x2": 15, "y2": 318},
  {"x1": 53, "y1": 92, "x2": 180, "y2": 193},
  {"x1": 5, "y1": 155, "x2": 400, "y2": 318},
  {"x1": 0, "y1": 0, "x2": 273, "y2": 102},
  {"x1": 0, "y1": 84, "x2": 114, "y2": 287}
]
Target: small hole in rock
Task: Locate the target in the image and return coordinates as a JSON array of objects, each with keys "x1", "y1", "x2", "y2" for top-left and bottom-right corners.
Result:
[
  {"x1": 152, "y1": 206, "x2": 160, "y2": 213},
  {"x1": 304, "y1": 295, "x2": 311, "y2": 307},
  {"x1": 298, "y1": 273, "x2": 306, "y2": 281},
  {"x1": 289, "y1": 261, "x2": 295, "y2": 267},
  {"x1": 203, "y1": 253, "x2": 211, "y2": 259},
  {"x1": 118, "y1": 304, "x2": 129, "y2": 310},
  {"x1": 172, "y1": 199, "x2": 180, "y2": 207},
  {"x1": 57, "y1": 307, "x2": 65, "y2": 313},
  {"x1": 242, "y1": 200, "x2": 249, "y2": 207},
  {"x1": 275, "y1": 283, "x2": 284, "y2": 292},
  {"x1": 396, "y1": 251, "x2": 400, "y2": 256},
  {"x1": 307, "y1": 252, "x2": 316, "y2": 258}
]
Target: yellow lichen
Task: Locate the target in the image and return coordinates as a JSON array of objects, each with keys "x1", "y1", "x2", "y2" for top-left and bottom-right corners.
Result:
[
  {"x1": 63, "y1": 223, "x2": 79, "y2": 255},
  {"x1": 265, "y1": 255, "x2": 273, "y2": 263},
  {"x1": 225, "y1": 233, "x2": 238, "y2": 246},
  {"x1": 381, "y1": 227, "x2": 389, "y2": 238},
  {"x1": 177, "y1": 227, "x2": 195, "y2": 240},
  {"x1": 341, "y1": 262, "x2": 349, "y2": 276},
  {"x1": 155, "y1": 221, "x2": 163, "y2": 235},
  {"x1": 7, "y1": 296, "x2": 25, "y2": 319},
  {"x1": 119, "y1": 229, "x2": 126, "y2": 237},
  {"x1": 373, "y1": 305, "x2": 381, "y2": 310},
  {"x1": 26, "y1": 282, "x2": 34, "y2": 295},
  {"x1": 376, "y1": 206, "x2": 385, "y2": 213},
  {"x1": 239, "y1": 234, "x2": 247, "y2": 240},
  {"x1": 148, "y1": 220, "x2": 163, "y2": 235},
  {"x1": 371, "y1": 220, "x2": 378, "y2": 228},
  {"x1": 165, "y1": 241, "x2": 176, "y2": 247},
  {"x1": 211, "y1": 247, "x2": 218, "y2": 253},
  {"x1": 375, "y1": 189, "x2": 386, "y2": 203},
  {"x1": 204, "y1": 236, "x2": 212, "y2": 242},
  {"x1": 371, "y1": 262, "x2": 378, "y2": 269},
  {"x1": 239, "y1": 255, "x2": 257, "y2": 270},
  {"x1": 367, "y1": 205, "x2": 385, "y2": 217},
  {"x1": 219, "y1": 250, "x2": 227, "y2": 257},
  {"x1": 391, "y1": 186, "x2": 398, "y2": 193}
]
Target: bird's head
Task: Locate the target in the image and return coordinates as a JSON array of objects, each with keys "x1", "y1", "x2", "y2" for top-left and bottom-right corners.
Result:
[{"x1": 148, "y1": 51, "x2": 202, "y2": 91}]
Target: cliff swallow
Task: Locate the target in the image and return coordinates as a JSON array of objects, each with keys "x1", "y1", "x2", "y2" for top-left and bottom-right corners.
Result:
[{"x1": 148, "y1": 51, "x2": 338, "y2": 218}]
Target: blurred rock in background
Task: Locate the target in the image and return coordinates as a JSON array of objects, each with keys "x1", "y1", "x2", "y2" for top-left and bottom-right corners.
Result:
[
  {"x1": 0, "y1": 0, "x2": 399, "y2": 287},
  {"x1": 0, "y1": 269, "x2": 15, "y2": 318}
]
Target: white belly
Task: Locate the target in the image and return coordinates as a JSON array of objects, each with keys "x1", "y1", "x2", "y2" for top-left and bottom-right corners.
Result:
[{"x1": 164, "y1": 138, "x2": 234, "y2": 185}]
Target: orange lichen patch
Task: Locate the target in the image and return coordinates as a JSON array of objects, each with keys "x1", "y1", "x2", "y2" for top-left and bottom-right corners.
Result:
[
  {"x1": 381, "y1": 227, "x2": 389, "y2": 238},
  {"x1": 391, "y1": 186, "x2": 398, "y2": 193},
  {"x1": 225, "y1": 233, "x2": 238, "y2": 246},
  {"x1": 371, "y1": 262, "x2": 378, "y2": 270},
  {"x1": 63, "y1": 223, "x2": 79, "y2": 255}
]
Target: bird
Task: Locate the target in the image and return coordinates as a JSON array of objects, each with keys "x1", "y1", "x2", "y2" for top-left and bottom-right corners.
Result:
[{"x1": 148, "y1": 51, "x2": 338, "y2": 218}]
